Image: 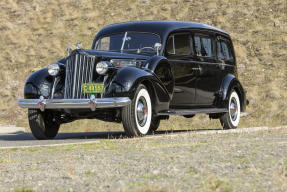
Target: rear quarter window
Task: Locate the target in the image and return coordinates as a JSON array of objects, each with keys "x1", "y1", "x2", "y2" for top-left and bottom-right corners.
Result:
[
  {"x1": 194, "y1": 35, "x2": 213, "y2": 57},
  {"x1": 217, "y1": 37, "x2": 234, "y2": 61}
]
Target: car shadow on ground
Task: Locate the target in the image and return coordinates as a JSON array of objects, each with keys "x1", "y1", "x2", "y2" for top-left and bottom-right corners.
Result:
[{"x1": 0, "y1": 129, "x2": 222, "y2": 141}]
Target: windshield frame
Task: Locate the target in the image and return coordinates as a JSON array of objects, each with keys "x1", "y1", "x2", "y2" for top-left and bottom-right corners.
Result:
[{"x1": 93, "y1": 31, "x2": 162, "y2": 54}]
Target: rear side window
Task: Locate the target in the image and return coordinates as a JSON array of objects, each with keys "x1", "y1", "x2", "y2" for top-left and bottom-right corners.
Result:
[
  {"x1": 166, "y1": 34, "x2": 192, "y2": 55},
  {"x1": 217, "y1": 38, "x2": 233, "y2": 60},
  {"x1": 194, "y1": 35, "x2": 213, "y2": 57}
]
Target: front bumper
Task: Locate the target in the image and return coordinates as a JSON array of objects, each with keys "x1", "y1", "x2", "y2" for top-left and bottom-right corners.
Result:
[{"x1": 18, "y1": 96, "x2": 131, "y2": 111}]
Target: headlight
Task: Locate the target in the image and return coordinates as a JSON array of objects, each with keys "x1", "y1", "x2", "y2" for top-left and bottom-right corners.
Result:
[
  {"x1": 48, "y1": 63, "x2": 60, "y2": 76},
  {"x1": 96, "y1": 61, "x2": 109, "y2": 75}
]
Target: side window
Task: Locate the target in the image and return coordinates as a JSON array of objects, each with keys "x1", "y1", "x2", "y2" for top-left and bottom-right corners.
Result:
[
  {"x1": 166, "y1": 36, "x2": 174, "y2": 54},
  {"x1": 194, "y1": 35, "x2": 213, "y2": 57},
  {"x1": 166, "y1": 34, "x2": 192, "y2": 55},
  {"x1": 217, "y1": 38, "x2": 233, "y2": 60}
]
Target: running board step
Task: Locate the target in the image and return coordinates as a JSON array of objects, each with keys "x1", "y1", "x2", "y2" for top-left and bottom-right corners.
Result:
[{"x1": 158, "y1": 108, "x2": 228, "y2": 116}]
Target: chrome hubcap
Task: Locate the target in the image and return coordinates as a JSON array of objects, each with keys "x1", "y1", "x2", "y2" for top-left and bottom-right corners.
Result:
[
  {"x1": 137, "y1": 97, "x2": 148, "y2": 127},
  {"x1": 230, "y1": 97, "x2": 238, "y2": 121}
]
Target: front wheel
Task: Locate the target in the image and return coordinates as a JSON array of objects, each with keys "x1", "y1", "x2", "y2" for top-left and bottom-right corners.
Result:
[
  {"x1": 28, "y1": 109, "x2": 60, "y2": 140},
  {"x1": 220, "y1": 90, "x2": 241, "y2": 129},
  {"x1": 122, "y1": 84, "x2": 152, "y2": 137}
]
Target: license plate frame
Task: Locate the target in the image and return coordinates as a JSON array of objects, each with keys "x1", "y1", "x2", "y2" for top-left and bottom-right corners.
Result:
[{"x1": 82, "y1": 83, "x2": 105, "y2": 94}]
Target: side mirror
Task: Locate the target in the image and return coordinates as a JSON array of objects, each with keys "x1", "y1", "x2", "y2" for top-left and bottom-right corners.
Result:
[
  {"x1": 66, "y1": 45, "x2": 72, "y2": 56},
  {"x1": 154, "y1": 43, "x2": 162, "y2": 56}
]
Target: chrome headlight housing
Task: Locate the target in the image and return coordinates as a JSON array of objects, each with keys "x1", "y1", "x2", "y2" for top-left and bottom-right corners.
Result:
[
  {"x1": 96, "y1": 61, "x2": 110, "y2": 75},
  {"x1": 48, "y1": 63, "x2": 60, "y2": 76}
]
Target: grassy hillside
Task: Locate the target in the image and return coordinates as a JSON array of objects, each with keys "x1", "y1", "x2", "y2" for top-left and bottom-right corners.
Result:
[{"x1": 0, "y1": 0, "x2": 286, "y2": 131}]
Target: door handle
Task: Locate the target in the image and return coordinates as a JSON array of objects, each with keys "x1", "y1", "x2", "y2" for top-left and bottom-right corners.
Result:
[
  {"x1": 192, "y1": 66, "x2": 202, "y2": 75},
  {"x1": 192, "y1": 67, "x2": 201, "y2": 71},
  {"x1": 217, "y1": 64, "x2": 225, "y2": 70}
]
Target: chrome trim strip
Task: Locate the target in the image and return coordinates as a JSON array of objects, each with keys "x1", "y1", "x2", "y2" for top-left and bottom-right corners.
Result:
[
  {"x1": 72, "y1": 54, "x2": 78, "y2": 99},
  {"x1": 158, "y1": 108, "x2": 228, "y2": 115},
  {"x1": 168, "y1": 59, "x2": 234, "y2": 67},
  {"x1": 51, "y1": 76, "x2": 60, "y2": 99},
  {"x1": 18, "y1": 97, "x2": 131, "y2": 111}
]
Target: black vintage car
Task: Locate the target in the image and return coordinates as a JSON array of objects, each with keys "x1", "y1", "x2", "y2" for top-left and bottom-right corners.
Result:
[{"x1": 18, "y1": 21, "x2": 248, "y2": 139}]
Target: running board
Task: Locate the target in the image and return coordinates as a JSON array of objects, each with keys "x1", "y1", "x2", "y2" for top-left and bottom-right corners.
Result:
[{"x1": 158, "y1": 108, "x2": 228, "y2": 116}]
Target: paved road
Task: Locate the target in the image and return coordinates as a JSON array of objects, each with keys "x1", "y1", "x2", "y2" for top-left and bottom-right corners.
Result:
[
  {"x1": 0, "y1": 129, "x2": 202, "y2": 148},
  {"x1": 0, "y1": 126, "x2": 286, "y2": 148},
  {"x1": 0, "y1": 131, "x2": 125, "y2": 148}
]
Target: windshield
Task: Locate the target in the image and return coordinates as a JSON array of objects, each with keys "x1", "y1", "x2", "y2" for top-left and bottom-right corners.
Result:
[{"x1": 95, "y1": 32, "x2": 161, "y2": 55}]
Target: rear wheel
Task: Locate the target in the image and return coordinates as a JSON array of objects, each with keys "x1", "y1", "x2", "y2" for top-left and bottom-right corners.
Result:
[
  {"x1": 220, "y1": 90, "x2": 241, "y2": 129},
  {"x1": 122, "y1": 84, "x2": 152, "y2": 137},
  {"x1": 28, "y1": 109, "x2": 60, "y2": 140},
  {"x1": 148, "y1": 117, "x2": 161, "y2": 134}
]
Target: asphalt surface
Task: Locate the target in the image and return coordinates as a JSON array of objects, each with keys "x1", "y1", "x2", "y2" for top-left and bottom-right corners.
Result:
[
  {"x1": 0, "y1": 126, "x2": 286, "y2": 148},
  {"x1": 0, "y1": 130, "x2": 199, "y2": 148},
  {"x1": 0, "y1": 131, "x2": 125, "y2": 148}
]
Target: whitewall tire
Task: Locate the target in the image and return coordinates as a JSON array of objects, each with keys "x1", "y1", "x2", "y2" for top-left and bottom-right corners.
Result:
[
  {"x1": 122, "y1": 84, "x2": 152, "y2": 137},
  {"x1": 220, "y1": 90, "x2": 241, "y2": 129}
]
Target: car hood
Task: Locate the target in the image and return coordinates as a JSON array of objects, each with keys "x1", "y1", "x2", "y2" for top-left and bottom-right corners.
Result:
[{"x1": 77, "y1": 49, "x2": 150, "y2": 60}]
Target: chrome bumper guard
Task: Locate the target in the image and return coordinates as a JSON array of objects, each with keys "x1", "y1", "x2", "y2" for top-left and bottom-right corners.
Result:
[{"x1": 18, "y1": 95, "x2": 131, "y2": 111}]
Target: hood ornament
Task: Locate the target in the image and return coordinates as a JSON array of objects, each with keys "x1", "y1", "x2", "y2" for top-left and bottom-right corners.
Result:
[
  {"x1": 74, "y1": 42, "x2": 82, "y2": 49},
  {"x1": 66, "y1": 45, "x2": 72, "y2": 56}
]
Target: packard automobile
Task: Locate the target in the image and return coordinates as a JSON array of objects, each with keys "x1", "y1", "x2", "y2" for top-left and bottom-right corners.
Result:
[{"x1": 18, "y1": 21, "x2": 248, "y2": 140}]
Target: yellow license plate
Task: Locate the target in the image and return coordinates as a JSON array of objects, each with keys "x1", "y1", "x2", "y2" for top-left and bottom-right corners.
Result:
[{"x1": 82, "y1": 83, "x2": 105, "y2": 94}]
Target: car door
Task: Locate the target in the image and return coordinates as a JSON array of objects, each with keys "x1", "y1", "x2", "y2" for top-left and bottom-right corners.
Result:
[
  {"x1": 165, "y1": 32, "x2": 200, "y2": 108},
  {"x1": 193, "y1": 32, "x2": 223, "y2": 106}
]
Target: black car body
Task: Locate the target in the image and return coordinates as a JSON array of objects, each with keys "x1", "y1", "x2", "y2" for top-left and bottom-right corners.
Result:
[{"x1": 18, "y1": 21, "x2": 247, "y2": 139}]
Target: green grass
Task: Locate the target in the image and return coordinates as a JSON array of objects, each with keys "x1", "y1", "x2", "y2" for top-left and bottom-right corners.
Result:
[
  {"x1": 186, "y1": 168, "x2": 198, "y2": 175},
  {"x1": 85, "y1": 170, "x2": 94, "y2": 176},
  {"x1": 140, "y1": 174, "x2": 167, "y2": 180},
  {"x1": 13, "y1": 187, "x2": 34, "y2": 192},
  {"x1": 209, "y1": 179, "x2": 233, "y2": 192}
]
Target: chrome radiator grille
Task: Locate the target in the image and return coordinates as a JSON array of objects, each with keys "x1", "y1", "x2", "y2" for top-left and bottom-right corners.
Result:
[{"x1": 64, "y1": 53, "x2": 96, "y2": 99}]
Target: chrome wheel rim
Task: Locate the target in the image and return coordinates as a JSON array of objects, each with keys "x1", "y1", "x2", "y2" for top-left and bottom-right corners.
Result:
[
  {"x1": 230, "y1": 97, "x2": 238, "y2": 121},
  {"x1": 136, "y1": 96, "x2": 148, "y2": 127}
]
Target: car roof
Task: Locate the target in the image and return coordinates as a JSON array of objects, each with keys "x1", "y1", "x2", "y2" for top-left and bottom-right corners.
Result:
[{"x1": 95, "y1": 21, "x2": 229, "y2": 39}]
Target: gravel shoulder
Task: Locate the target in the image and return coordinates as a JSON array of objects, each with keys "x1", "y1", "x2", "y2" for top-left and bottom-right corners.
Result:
[{"x1": 0, "y1": 128, "x2": 287, "y2": 192}]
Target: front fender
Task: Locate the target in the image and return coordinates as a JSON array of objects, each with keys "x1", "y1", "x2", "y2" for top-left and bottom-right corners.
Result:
[
  {"x1": 105, "y1": 66, "x2": 171, "y2": 113},
  {"x1": 24, "y1": 68, "x2": 54, "y2": 99}
]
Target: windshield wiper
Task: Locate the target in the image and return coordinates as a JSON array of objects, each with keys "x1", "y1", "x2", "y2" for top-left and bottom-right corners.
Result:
[{"x1": 120, "y1": 32, "x2": 128, "y2": 52}]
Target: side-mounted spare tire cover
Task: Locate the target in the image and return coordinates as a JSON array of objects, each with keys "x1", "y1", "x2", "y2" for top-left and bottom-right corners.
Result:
[{"x1": 144, "y1": 55, "x2": 174, "y2": 97}]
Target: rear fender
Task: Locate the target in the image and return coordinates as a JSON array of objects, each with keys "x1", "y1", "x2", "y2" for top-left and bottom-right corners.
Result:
[{"x1": 220, "y1": 74, "x2": 247, "y2": 112}]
